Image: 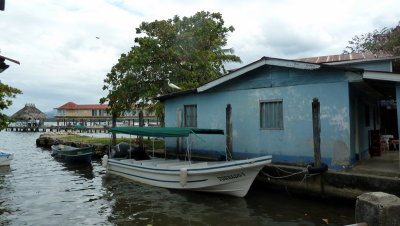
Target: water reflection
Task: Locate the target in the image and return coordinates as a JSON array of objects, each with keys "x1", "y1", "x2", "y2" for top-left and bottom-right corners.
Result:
[
  {"x1": 0, "y1": 166, "x2": 13, "y2": 225},
  {"x1": 102, "y1": 173, "x2": 355, "y2": 226},
  {"x1": 0, "y1": 131, "x2": 355, "y2": 226},
  {"x1": 56, "y1": 160, "x2": 95, "y2": 180}
]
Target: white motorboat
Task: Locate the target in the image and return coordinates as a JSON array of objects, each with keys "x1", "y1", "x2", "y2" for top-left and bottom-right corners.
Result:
[
  {"x1": 0, "y1": 152, "x2": 14, "y2": 166},
  {"x1": 102, "y1": 127, "x2": 272, "y2": 197}
]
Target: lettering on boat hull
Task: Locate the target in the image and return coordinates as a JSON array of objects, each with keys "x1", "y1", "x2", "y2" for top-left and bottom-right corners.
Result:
[{"x1": 217, "y1": 172, "x2": 246, "y2": 181}]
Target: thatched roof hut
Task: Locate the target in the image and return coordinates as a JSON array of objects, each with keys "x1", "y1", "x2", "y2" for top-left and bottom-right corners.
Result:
[{"x1": 11, "y1": 104, "x2": 48, "y2": 120}]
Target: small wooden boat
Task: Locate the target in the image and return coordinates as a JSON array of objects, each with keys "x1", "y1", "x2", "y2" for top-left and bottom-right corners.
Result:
[
  {"x1": 51, "y1": 145, "x2": 93, "y2": 163},
  {"x1": 103, "y1": 127, "x2": 272, "y2": 197},
  {"x1": 0, "y1": 152, "x2": 13, "y2": 166}
]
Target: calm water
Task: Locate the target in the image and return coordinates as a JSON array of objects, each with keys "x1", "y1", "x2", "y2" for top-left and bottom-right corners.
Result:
[{"x1": 0, "y1": 131, "x2": 355, "y2": 225}]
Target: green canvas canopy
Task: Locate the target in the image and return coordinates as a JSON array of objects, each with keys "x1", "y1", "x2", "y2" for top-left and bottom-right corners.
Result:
[{"x1": 109, "y1": 127, "x2": 224, "y2": 137}]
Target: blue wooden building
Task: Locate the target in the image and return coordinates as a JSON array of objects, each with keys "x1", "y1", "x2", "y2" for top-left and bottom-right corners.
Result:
[{"x1": 158, "y1": 53, "x2": 400, "y2": 169}]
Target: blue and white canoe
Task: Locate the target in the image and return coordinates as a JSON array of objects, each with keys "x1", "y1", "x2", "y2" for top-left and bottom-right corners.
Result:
[
  {"x1": 103, "y1": 127, "x2": 272, "y2": 197},
  {"x1": 51, "y1": 145, "x2": 93, "y2": 163},
  {"x1": 0, "y1": 152, "x2": 14, "y2": 166}
]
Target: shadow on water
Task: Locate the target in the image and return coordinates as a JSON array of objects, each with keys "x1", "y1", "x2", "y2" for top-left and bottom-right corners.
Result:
[
  {"x1": 245, "y1": 184, "x2": 355, "y2": 226},
  {"x1": 101, "y1": 173, "x2": 355, "y2": 226},
  {"x1": 53, "y1": 159, "x2": 95, "y2": 180}
]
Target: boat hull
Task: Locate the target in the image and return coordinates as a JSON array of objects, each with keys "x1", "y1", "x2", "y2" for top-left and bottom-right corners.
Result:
[
  {"x1": 0, "y1": 152, "x2": 13, "y2": 166},
  {"x1": 105, "y1": 155, "x2": 272, "y2": 197},
  {"x1": 51, "y1": 145, "x2": 93, "y2": 163}
]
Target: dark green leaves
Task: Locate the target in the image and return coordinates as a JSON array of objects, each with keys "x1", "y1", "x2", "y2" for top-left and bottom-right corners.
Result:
[
  {"x1": 344, "y1": 21, "x2": 400, "y2": 56},
  {"x1": 101, "y1": 11, "x2": 241, "y2": 121},
  {"x1": 0, "y1": 81, "x2": 22, "y2": 130}
]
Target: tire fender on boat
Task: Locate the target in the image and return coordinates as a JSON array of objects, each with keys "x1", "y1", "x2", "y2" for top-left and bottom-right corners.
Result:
[
  {"x1": 102, "y1": 155, "x2": 108, "y2": 168},
  {"x1": 180, "y1": 168, "x2": 188, "y2": 187}
]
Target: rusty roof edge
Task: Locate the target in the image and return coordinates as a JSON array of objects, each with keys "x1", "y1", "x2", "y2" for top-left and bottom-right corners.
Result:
[
  {"x1": 324, "y1": 55, "x2": 400, "y2": 65},
  {"x1": 319, "y1": 64, "x2": 364, "y2": 73}
]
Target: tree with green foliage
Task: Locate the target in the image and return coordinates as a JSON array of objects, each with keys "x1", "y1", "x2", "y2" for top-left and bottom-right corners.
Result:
[
  {"x1": 101, "y1": 11, "x2": 241, "y2": 133},
  {"x1": 0, "y1": 81, "x2": 22, "y2": 130},
  {"x1": 344, "y1": 21, "x2": 400, "y2": 55}
]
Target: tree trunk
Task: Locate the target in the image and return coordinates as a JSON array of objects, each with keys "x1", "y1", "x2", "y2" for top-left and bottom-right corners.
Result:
[
  {"x1": 138, "y1": 109, "x2": 144, "y2": 149},
  {"x1": 112, "y1": 113, "x2": 117, "y2": 146}
]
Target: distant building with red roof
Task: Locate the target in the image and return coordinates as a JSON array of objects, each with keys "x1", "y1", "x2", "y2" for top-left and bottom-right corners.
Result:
[{"x1": 54, "y1": 102, "x2": 156, "y2": 126}]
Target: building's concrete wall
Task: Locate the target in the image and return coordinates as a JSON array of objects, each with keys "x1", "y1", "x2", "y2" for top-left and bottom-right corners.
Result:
[
  {"x1": 65, "y1": 109, "x2": 92, "y2": 117},
  {"x1": 164, "y1": 66, "x2": 356, "y2": 168}
]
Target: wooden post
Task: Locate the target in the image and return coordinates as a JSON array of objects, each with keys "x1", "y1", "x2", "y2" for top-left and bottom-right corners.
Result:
[
  {"x1": 138, "y1": 110, "x2": 145, "y2": 149},
  {"x1": 312, "y1": 98, "x2": 321, "y2": 167},
  {"x1": 226, "y1": 104, "x2": 233, "y2": 159},
  {"x1": 176, "y1": 108, "x2": 182, "y2": 158},
  {"x1": 139, "y1": 110, "x2": 144, "y2": 127},
  {"x1": 312, "y1": 98, "x2": 325, "y2": 196}
]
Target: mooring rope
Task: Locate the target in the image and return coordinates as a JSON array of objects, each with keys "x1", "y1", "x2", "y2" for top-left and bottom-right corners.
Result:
[
  {"x1": 260, "y1": 169, "x2": 306, "y2": 179},
  {"x1": 261, "y1": 164, "x2": 325, "y2": 180}
]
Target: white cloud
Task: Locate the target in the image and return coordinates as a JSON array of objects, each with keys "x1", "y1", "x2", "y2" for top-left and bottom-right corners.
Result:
[{"x1": 1, "y1": 0, "x2": 400, "y2": 115}]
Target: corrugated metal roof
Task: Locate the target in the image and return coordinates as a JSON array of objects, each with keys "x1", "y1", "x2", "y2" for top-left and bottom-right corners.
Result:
[{"x1": 295, "y1": 52, "x2": 394, "y2": 64}]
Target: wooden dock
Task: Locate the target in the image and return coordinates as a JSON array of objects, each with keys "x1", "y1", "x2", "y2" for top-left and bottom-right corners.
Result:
[{"x1": 5, "y1": 126, "x2": 110, "y2": 133}]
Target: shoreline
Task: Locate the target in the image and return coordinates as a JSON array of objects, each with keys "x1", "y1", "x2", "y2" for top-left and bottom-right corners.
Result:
[{"x1": 35, "y1": 132, "x2": 400, "y2": 201}]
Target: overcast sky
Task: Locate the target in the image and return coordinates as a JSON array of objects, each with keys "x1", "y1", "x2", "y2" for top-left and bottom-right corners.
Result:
[{"x1": 1, "y1": 0, "x2": 400, "y2": 115}]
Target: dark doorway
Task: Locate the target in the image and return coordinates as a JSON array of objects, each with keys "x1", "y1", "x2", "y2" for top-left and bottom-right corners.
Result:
[{"x1": 380, "y1": 107, "x2": 398, "y2": 139}]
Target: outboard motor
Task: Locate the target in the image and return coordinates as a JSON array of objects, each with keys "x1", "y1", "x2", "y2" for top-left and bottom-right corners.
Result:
[
  {"x1": 111, "y1": 142, "x2": 150, "y2": 160},
  {"x1": 128, "y1": 146, "x2": 150, "y2": 160},
  {"x1": 111, "y1": 142, "x2": 130, "y2": 158}
]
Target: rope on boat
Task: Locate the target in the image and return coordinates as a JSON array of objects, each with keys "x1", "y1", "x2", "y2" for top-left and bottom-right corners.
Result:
[{"x1": 299, "y1": 172, "x2": 322, "y2": 184}]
